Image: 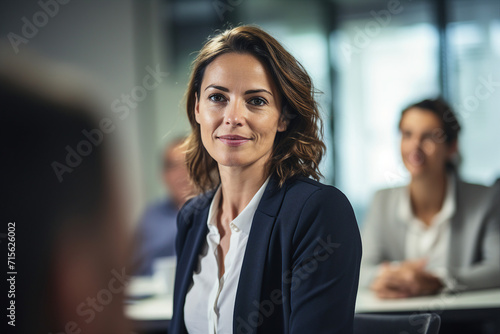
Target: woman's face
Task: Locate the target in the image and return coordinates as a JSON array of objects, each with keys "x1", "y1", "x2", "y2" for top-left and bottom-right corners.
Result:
[
  {"x1": 400, "y1": 107, "x2": 457, "y2": 178},
  {"x1": 195, "y1": 52, "x2": 287, "y2": 171}
]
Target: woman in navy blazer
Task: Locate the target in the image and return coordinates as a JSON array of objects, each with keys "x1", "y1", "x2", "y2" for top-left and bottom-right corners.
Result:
[{"x1": 170, "y1": 25, "x2": 362, "y2": 334}]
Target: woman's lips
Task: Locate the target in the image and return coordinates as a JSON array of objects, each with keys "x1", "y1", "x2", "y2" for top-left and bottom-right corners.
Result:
[
  {"x1": 218, "y1": 135, "x2": 250, "y2": 147},
  {"x1": 408, "y1": 150, "x2": 425, "y2": 167}
]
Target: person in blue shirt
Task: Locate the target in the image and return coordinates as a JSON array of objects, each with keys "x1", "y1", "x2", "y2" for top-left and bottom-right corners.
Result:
[{"x1": 133, "y1": 137, "x2": 195, "y2": 276}]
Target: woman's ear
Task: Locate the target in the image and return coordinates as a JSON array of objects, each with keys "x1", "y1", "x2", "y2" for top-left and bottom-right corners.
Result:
[
  {"x1": 277, "y1": 104, "x2": 292, "y2": 132},
  {"x1": 447, "y1": 139, "x2": 458, "y2": 157},
  {"x1": 194, "y1": 93, "x2": 201, "y2": 124},
  {"x1": 277, "y1": 114, "x2": 289, "y2": 132}
]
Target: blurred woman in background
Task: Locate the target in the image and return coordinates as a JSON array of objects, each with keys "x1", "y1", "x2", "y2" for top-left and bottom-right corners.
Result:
[{"x1": 361, "y1": 98, "x2": 500, "y2": 299}]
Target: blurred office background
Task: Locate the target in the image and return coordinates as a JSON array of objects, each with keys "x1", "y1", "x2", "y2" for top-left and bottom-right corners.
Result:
[{"x1": 1, "y1": 0, "x2": 499, "y2": 224}]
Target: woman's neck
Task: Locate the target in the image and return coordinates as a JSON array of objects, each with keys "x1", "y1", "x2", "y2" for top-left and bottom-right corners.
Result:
[
  {"x1": 409, "y1": 171, "x2": 448, "y2": 225},
  {"x1": 218, "y1": 164, "x2": 268, "y2": 223}
]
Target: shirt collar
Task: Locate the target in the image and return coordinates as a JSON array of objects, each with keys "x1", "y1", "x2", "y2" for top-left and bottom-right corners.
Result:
[
  {"x1": 206, "y1": 186, "x2": 222, "y2": 233},
  {"x1": 206, "y1": 176, "x2": 271, "y2": 235},
  {"x1": 398, "y1": 173, "x2": 456, "y2": 225}
]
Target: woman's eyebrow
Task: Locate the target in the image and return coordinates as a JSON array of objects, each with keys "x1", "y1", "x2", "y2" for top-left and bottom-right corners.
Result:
[
  {"x1": 204, "y1": 85, "x2": 273, "y2": 97},
  {"x1": 244, "y1": 89, "x2": 273, "y2": 96},
  {"x1": 204, "y1": 84, "x2": 229, "y2": 92}
]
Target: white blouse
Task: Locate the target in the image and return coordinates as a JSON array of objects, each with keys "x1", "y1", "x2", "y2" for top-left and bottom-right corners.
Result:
[
  {"x1": 184, "y1": 178, "x2": 270, "y2": 334},
  {"x1": 400, "y1": 173, "x2": 456, "y2": 286}
]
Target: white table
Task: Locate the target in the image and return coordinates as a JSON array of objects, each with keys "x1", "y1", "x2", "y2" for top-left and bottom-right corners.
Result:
[
  {"x1": 356, "y1": 288, "x2": 500, "y2": 333},
  {"x1": 125, "y1": 276, "x2": 174, "y2": 332},
  {"x1": 125, "y1": 283, "x2": 500, "y2": 331},
  {"x1": 126, "y1": 295, "x2": 173, "y2": 321},
  {"x1": 356, "y1": 288, "x2": 500, "y2": 313}
]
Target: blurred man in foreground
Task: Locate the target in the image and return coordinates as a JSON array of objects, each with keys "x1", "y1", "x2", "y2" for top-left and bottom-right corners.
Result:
[{"x1": 1, "y1": 54, "x2": 130, "y2": 334}]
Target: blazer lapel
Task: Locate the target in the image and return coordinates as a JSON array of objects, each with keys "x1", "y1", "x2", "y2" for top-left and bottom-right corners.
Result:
[
  {"x1": 448, "y1": 178, "x2": 468, "y2": 269},
  {"x1": 233, "y1": 176, "x2": 287, "y2": 333},
  {"x1": 172, "y1": 195, "x2": 211, "y2": 333},
  {"x1": 176, "y1": 210, "x2": 209, "y2": 303}
]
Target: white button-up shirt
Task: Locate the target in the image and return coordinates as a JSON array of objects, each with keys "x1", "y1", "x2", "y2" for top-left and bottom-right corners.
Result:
[
  {"x1": 400, "y1": 173, "x2": 455, "y2": 283},
  {"x1": 184, "y1": 178, "x2": 269, "y2": 334}
]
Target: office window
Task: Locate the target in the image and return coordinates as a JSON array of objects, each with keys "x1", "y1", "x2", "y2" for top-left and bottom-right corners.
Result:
[
  {"x1": 332, "y1": 2, "x2": 439, "y2": 221},
  {"x1": 446, "y1": 0, "x2": 500, "y2": 185}
]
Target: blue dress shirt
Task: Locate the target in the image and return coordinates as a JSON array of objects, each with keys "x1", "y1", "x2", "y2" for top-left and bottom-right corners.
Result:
[{"x1": 133, "y1": 198, "x2": 178, "y2": 276}]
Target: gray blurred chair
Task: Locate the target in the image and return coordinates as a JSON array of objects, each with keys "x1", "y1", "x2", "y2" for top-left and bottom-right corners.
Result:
[{"x1": 354, "y1": 313, "x2": 441, "y2": 334}]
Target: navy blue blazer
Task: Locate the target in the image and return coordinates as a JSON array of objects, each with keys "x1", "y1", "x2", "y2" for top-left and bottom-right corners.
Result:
[{"x1": 170, "y1": 175, "x2": 362, "y2": 334}]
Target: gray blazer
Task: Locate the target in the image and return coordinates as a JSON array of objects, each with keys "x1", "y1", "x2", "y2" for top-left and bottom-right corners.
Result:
[{"x1": 360, "y1": 175, "x2": 500, "y2": 291}]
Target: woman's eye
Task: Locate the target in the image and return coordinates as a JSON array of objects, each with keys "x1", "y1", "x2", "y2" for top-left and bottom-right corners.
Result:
[
  {"x1": 209, "y1": 94, "x2": 226, "y2": 103},
  {"x1": 422, "y1": 133, "x2": 434, "y2": 142},
  {"x1": 248, "y1": 97, "x2": 267, "y2": 106}
]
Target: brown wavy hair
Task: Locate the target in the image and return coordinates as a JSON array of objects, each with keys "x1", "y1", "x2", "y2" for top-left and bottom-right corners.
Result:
[{"x1": 184, "y1": 25, "x2": 325, "y2": 192}]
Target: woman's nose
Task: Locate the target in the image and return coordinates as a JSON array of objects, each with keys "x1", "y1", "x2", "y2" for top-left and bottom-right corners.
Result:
[
  {"x1": 409, "y1": 135, "x2": 423, "y2": 148},
  {"x1": 224, "y1": 101, "x2": 245, "y2": 127}
]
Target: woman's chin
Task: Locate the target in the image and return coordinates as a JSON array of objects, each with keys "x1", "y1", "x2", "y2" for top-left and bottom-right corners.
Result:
[
  {"x1": 216, "y1": 157, "x2": 247, "y2": 168},
  {"x1": 405, "y1": 165, "x2": 426, "y2": 179}
]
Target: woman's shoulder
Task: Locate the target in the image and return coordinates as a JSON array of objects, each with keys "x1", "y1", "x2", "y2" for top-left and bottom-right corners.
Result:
[
  {"x1": 281, "y1": 177, "x2": 360, "y2": 243},
  {"x1": 285, "y1": 175, "x2": 337, "y2": 193},
  {"x1": 369, "y1": 184, "x2": 407, "y2": 203},
  {"x1": 457, "y1": 179, "x2": 490, "y2": 195},
  {"x1": 283, "y1": 176, "x2": 352, "y2": 208},
  {"x1": 456, "y1": 178, "x2": 495, "y2": 210},
  {"x1": 177, "y1": 190, "x2": 215, "y2": 223}
]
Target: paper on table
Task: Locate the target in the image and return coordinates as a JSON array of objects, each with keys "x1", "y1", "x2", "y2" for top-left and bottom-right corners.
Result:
[{"x1": 125, "y1": 295, "x2": 173, "y2": 320}]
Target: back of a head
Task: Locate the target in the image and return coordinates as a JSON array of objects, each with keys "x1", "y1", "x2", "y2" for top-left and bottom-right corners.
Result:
[{"x1": 1, "y1": 58, "x2": 128, "y2": 334}]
